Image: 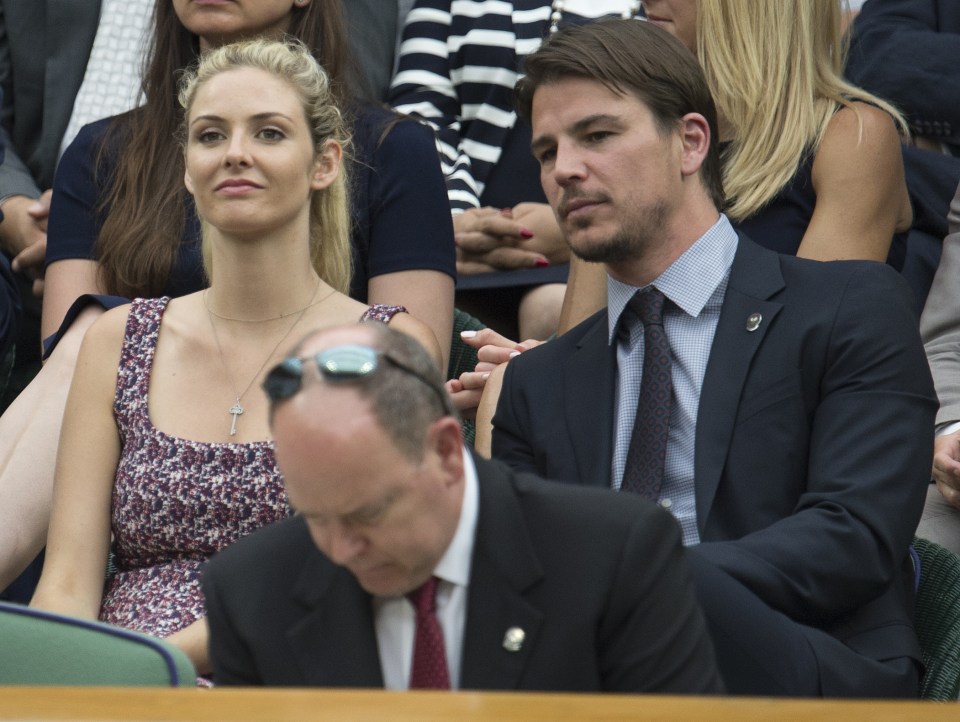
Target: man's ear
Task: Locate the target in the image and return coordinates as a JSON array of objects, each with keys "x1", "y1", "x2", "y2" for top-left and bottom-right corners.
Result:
[
  {"x1": 678, "y1": 112, "x2": 711, "y2": 178},
  {"x1": 427, "y1": 415, "x2": 465, "y2": 485},
  {"x1": 311, "y1": 139, "x2": 343, "y2": 191}
]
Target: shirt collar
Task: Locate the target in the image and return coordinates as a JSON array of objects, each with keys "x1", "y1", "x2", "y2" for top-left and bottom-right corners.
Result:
[
  {"x1": 607, "y1": 214, "x2": 739, "y2": 343},
  {"x1": 432, "y1": 448, "x2": 478, "y2": 588}
]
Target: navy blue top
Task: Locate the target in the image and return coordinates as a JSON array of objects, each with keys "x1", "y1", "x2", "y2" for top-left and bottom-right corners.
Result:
[
  {"x1": 728, "y1": 144, "x2": 906, "y2": 270},
  {"x1": 479, "y1": 118, "x2": 545, "y2": 211},
  {"x1": 45, "y1": 104, "x2": 456, "y2": 308}
]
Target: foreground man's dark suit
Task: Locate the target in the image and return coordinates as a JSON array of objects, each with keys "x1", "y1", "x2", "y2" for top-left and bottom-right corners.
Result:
[
  {"x1": 203, "y1": 455, "x2": 723, "y2": 692},
  {"x1": 493, "y1": 237, "x2": 939, "y2": 697}
]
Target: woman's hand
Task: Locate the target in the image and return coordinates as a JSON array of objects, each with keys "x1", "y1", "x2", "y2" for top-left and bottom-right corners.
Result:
[
  {"x1": 445, "y1": 328, "x2": 543, "y2": 417},
  {"x1": 455, "y1": 204, "x2": 568, "y2": 274}
]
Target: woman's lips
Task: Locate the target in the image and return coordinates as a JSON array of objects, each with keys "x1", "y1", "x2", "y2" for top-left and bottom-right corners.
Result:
[{"x1": 215, "y1": 179, "x2": 262, "y2": 195}]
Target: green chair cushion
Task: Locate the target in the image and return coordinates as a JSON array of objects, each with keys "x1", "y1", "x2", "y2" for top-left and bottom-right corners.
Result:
[
  {"x1": 912, "y1": 537, "x2": 960, "y2": 700},
  {"x1": 0, "y1": 601, "x2": 196, "y2": 686},
  {"x1": 448, "y1": 308, "x2": 487, "y2": 448}
]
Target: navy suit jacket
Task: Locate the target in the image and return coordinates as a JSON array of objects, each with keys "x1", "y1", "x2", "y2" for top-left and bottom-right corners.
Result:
[
  {"x1": 847, "y1": 0, "x2": 960, "y2": 145},
  {"x1": 492, "y1": 236, "x2": 938, "y2": 690},
  {"x1": 203, "y1": 455, "x2": 723, "y2": 692},
  {"x1": 845, "y1": 0, "x2": 960, "y2": 306}
]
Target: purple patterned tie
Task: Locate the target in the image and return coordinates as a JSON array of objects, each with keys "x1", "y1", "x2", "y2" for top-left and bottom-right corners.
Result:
[
  {"x1": 621, "y1": 288, "x2": 672, "y2": 500},
  {"x1": 407, "y1": 576, "x2": 450, "y2": 689}
]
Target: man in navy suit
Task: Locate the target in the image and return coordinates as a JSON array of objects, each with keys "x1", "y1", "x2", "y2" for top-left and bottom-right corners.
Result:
[
  {"x1": 203, "y1": 322, "x2": 722, "y2": 692},
  {"x1": 492, "y1": 19, "x2": 938, "y2": 697}
]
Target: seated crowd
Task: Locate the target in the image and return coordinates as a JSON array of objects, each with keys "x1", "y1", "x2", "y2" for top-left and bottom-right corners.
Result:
[{"x1": 0, "y1": 0, "x2": 958, "y2": 699}]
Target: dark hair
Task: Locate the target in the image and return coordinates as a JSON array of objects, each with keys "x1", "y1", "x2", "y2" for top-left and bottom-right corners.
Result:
[
  {"x1": 95, "y1": 1, "x2": 351, "y2": 298},
  {"x1": 515, "y1": 18, "x2": 724, "y2": 210},
  {"x1": 279, "y1": 324, "x2": 456, "y2": 461},
  {"x1": 361, "y1": 324, "x2": 456, "y2": 461}
]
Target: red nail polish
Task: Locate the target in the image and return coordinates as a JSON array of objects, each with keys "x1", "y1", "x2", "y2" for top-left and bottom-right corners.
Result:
[
  {"x1": 534, "y1": 258, "x2": 550, "y2": 267},
  {"x1": 520, "y1": 228, "x2": 535, "y2": 239}
]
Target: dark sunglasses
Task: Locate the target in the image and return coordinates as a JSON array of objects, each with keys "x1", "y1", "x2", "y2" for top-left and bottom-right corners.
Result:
[{"x1": 263, "y1": 343, "x2": 452, "y2": 414}]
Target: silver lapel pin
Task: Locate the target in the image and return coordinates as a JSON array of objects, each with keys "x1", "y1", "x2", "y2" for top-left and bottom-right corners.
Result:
[
  {"x1": 746, "y1": 312, "x2": 762, "y2": 332},
  {"x1": 502, "y1": 627, "x2": 525, "y2": 652}
]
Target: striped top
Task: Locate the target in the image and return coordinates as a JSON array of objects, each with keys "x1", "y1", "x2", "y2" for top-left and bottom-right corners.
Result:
[{"x1": 390, "y1": 0, "x2": 643, "y2": 213}]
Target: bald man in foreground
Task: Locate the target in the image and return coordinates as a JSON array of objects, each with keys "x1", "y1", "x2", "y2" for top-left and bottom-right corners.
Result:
[{"x1": 202, "y1": 323, "x2": 721, "y2": 692}]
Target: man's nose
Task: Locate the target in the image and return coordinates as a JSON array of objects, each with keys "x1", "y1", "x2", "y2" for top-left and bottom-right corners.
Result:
[
  {"x1": 323, "y1": 523, "x2": 366, "y2": 565},
  {"x1": 552, "y1": 142, "x2": 587, "y2": 187}
]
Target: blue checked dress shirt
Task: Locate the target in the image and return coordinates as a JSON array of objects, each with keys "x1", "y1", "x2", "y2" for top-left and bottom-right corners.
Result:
[{"x1": 607, "y1": 215, "x2": 738, "y2": 545}]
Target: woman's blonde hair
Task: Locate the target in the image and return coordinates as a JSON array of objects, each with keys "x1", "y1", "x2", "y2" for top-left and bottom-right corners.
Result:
[
  {"x1": 177, "y1": 38, "x2": 353, "y2": 293},
  {"x1": 697, "y1": 0, "x2": 908, "y2": 221}
]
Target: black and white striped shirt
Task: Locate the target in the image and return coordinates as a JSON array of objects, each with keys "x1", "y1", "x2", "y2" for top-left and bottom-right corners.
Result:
[{"x1": 390, "y1": 0, "x2": 643, "y2": 213}]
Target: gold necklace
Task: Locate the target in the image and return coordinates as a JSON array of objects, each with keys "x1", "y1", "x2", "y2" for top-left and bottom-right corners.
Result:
[
  {"x1": 206, "y1": 280, "x2": 331, "y2": 436},
  {"x1": 549, "y1": 0, "x2": 642, "y2": 34},
  {"x1": 204, "y1": 280, "x2": 328, "y2": 323}
]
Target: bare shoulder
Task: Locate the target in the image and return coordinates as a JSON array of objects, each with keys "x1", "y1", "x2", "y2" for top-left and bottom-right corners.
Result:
[
  {"x1": 801, "y1": 102, "x2": 911, "y2": 259},
  {"x1": 813, "y1": 102, "x2": 907, "y2": 191},
  {"x1": 821, "y1": 102, "x2": 902, "y2": 156},
  {"x1": 322, "y1": 291, "x2": 370, "y2": 321},
  {"x1": 80, "y1": 303, "x2": 131, "y2": 357},
  {"x1": 387, "y1": 312, "x2": 445, "y2": 371},
  {"x1": 69, "y1": 303, "x2": 131, "y2": 404}
]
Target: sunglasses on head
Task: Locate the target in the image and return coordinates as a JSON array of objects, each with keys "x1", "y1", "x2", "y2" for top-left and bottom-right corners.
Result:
[{"x1": 263, "y1": 343, "x2": 452, "y2": 413}]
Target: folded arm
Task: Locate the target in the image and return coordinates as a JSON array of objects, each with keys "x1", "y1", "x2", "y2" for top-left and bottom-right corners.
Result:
[{"x1": 693, "y1": 266, "x2": 936, "y2": 622}]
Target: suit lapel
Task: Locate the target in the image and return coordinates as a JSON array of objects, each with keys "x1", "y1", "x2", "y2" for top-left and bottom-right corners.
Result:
[
  {"x1": 564, "y1": 314, "x2": 617, "y2": 488},
  {"x1": 461, "y1": 457, "x2": 544, "y2": 689},
  {"x1": 695, "y1": 237, "x2": 784, "y2": 529},
  {"x1": 286, "y1": 540, "x2": 384, "y2": 687}
]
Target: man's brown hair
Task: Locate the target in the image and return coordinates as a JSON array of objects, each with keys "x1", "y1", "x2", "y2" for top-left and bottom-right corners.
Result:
[{"x1": 515, "y1": 18, "x2": 724, "y2": 210}]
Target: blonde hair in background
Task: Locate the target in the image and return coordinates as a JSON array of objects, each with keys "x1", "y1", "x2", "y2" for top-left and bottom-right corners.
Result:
[
  {"x1": 697, "y1": 0, "x2": 908, "y2": 222},
  {"x1": 178, "y1": 38, "x2": 353, "y2": 294}
]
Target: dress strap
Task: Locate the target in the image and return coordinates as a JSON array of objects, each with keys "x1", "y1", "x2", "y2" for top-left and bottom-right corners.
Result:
[
  {"x1": 114, "y1": 297, "x2": 171, "y2": 432},
  {"x1": 361, "y1": 304, "x2": 406, "y2": 324}
]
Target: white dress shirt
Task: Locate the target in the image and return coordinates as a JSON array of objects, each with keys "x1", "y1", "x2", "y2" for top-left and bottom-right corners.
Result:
[
  {"x1": 374, "y1": 449, "x2": 479, "y2": 689},
  {"x1": 60, "y1": 0, "x2": 153, "y2": 157}
]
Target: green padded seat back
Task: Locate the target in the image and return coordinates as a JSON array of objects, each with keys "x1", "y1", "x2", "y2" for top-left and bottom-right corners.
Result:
[
  {"x1": 448, "y1": 308, "x2": 487, "y2": 448},
  {"x1": 0, "y1": 601, "x2": 196, "y2": 686},
  {"x1": 912, "y1": 537, "x2": 960, "y2": 700}
]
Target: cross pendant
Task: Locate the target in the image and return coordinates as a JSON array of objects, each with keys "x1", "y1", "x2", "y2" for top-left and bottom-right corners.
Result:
[{"x1": 228, "y1": 401, "x2": 244, "y2": 436}]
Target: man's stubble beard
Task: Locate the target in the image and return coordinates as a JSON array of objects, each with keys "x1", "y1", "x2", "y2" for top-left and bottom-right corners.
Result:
[{"x1": 565, "y1": 198, "x2": 670, "y2": 266}]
